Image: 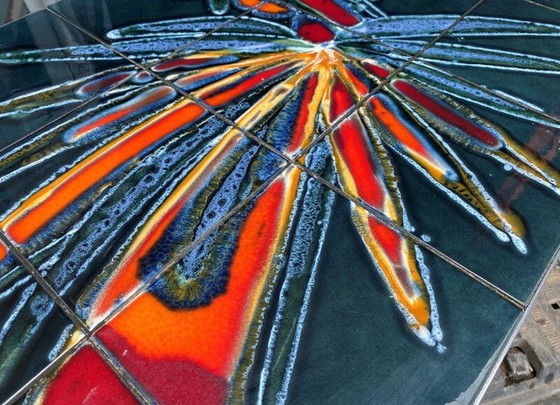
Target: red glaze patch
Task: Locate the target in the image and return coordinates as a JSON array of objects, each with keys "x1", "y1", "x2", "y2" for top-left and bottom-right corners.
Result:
[
  {"x1": 329, "y1": 76, "x2": 354, "y2": 120},
  {"x1": 297, "y1": 21, "x2": 335, "y2": 43},
  {"x1": 362, "y1": 61, "x2": 391, "y2": 79},
  {"x1": 287, "y1": 73, "x2": 319, "y2": 153},
  {"x1": 77, "y1": 72, "x2": 133, "y2": 97},
  {"x1": 299, "y1": 0, "x2": 360, "y2": 26},
  {"x1": 153, "y1": 57, "x2": 214, "y2": 72},
  {"x1": 41, "y1": 345, "x2": 139, "y2": 405},
  {"x1": 97, "y1": 327, "x2": 228, "y2": 405},
  {"x1": 392, "y1": 80, "x2": 502, "y2": 148}
]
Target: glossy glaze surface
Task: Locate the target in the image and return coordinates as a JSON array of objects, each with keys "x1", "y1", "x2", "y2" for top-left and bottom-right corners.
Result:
[{"x1": 0, "y1": 0, "x2": 558, "y2": 403}]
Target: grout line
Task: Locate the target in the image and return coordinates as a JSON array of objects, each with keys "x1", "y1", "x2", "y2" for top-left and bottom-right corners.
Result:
[
  {"x1": 289, "y1": 161, "x2": 528, "y2": 311},
  {"x1": 287, "y1": 0, "x2": 487, "y2": 161},
  {"x1": 278, "y1": 0, "x2": 560, "y2": 126},
  {"x1": 142, "y1": 1, "x2": 267, "y2": 71},
  {"x1": 47, "y1": 2, "x2": 530, "y2": 310},
  {"x1": 2, "y1": 335, "x2": 87, "y2": 405},
  {"x1": 89, "y1": 163, "x2": 291, "y2": 334},
  {"x1": 89, "y1": 337, "x2": 154, "y2": 404},
  {"x1": 523, "y1": 0, "x2": 560, "y2": 14},
  {"x1": 0, "y1": 230, "x2": 155, "y2": 404}
]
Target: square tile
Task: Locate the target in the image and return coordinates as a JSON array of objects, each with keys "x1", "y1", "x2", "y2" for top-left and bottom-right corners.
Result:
[
  {"x1": 0, "y1": 77, "x2": 288, "y2": 329},
  {"x1": 75, "y1": 170, "x2": 522, "y2": 405},
  {"x1": 0, "y1": 244, "x2": 80, "y2": 403},
  {"x1": 0, "y1": 9, "x2": 140, "y2": 151},
  {"x1": 282, "y1": 192, "x2": 521, "y2": 405}
]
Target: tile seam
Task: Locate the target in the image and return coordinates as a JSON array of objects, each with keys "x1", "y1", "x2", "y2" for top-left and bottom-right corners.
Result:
[
  {"x1": 0, "y1": 231, "x2": 156, "y2": 404},
  {"x1": 1, "y1": 335, "x2": 87, "y2": 405},
  {"x1": 276, "y1": 0, "x2": 560, "y2": 126},
  {"x1": 42, "y1": 4, "x2": 531, "y2": 314}
]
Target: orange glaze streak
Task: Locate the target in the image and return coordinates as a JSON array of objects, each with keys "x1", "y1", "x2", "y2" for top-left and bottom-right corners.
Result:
[
  {"x1": 286, "y1": 73, "x2": 319, "y2": 154},
  {"x1": 258, "y1": 2, "x2": 290, "y2": 13},
  {"x1": 174, "y1": 51, "x2": 297, "y2": 88},
  {"x1": 369, "y1": 97, "x2": 450, "y2": 180},
  {"x1": 365, "y1": 215, "x2": 429, "y2": 324},
  {"x1": 91, "y1": 130, "x2": 246, "y2": 319},
  {"x1": 107, "y1": 168, "x2": 300, "y2": 378},
  {"x1": 2, "y1": 100, "x2": 206, "y2": 244},
  {"x1": 71, "y1": 87, "x2": 175, "y2": 141},
  {"x1": 334, "y1": 59, "x2": 369, "y2": 98},
  {"x1": 238, "y1": 0, "x2": 260, "y2": 6},
  {"x1": 0, "y1": 242, "x2": 6, "y2": 261},
  {"x1": 201, "y1": 62, "x2": 300, "y2": 107},
  {"x1": 329, "y1": 115, "x2": 404, "y2": 265},
  {"x1": 329, "y1": 76, "x2": 355, "y2": 121}
]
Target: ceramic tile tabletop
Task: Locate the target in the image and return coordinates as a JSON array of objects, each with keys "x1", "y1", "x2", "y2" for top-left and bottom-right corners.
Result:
[{"x1": 0, "y1": 0, "x2": 558, "y2": 404}]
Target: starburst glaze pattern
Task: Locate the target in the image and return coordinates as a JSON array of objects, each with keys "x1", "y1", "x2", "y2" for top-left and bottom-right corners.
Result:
[{"x1": 0, "y1": 0, "x2": 560, "y2": 403}]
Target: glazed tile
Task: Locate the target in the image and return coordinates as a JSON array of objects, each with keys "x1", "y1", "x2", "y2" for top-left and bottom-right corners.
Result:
[
  {"x1": 0, "y1": 9, "x2": 140, "y2": 151},
  {"x1": 412, "y1": 0, "x2": 560, "y2": 117},
  {"x1": 301, "y1": 87, "x2": 560, "y2": 303},
  {"x1": 0, "y1": 76, "x2": 288, "y2": 328},
  {"x1": 77, "y1": 172, "x2": 523, "y2": 405},
  {"x1": 0, "y1": 244, "x2": 80, "y2": 403},
  {"x1": 525, "y1": 0, "x2": 560, "y2": 12},
  {"x1": 14, "y1": 342, "x2": 141, "y2": 405},
  {"x1": 374, "y1": 1, "x2": 560, "y2": 302},
  {"x1": 284, "y1": 192, "x2": 521, "y2": 405},
  {"x1": 48, "y1": 0, "x2": 264, "y2": 66}
]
